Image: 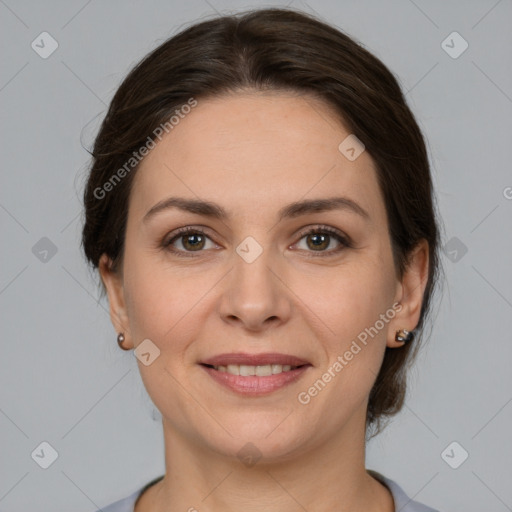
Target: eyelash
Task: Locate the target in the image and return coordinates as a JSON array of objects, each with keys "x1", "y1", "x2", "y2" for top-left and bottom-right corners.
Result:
[{"x1": 161, "y1": 225, "x2": 352, "y2": 258}]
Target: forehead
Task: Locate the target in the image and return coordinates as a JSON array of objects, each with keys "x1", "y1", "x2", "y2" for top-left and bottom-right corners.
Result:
[{"x1": 130, "y1": 91, "x2": 384, "y2": 222}]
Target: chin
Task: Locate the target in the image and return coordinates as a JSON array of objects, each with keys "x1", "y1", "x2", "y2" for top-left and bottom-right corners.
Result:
[{"x1": 195, "y1": 412, "x2": 312, "y2": 462}]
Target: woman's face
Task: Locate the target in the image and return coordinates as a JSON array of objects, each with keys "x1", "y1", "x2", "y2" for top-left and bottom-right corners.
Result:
[{"x1": 100, "y1": 91, "x2": 427, "y2": 460}]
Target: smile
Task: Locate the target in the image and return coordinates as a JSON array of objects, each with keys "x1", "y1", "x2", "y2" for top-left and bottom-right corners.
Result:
[
  {"x1": 209, "y1": 363, "x2": 301, "y2": 376},
  {"x1": 200, "y1": 363, "x2": 312, "y2": 395}
]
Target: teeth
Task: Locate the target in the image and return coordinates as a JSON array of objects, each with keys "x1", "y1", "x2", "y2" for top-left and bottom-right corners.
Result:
[
  {"x1": 240, "y1": 365, "x2": 255, "y2": 376},
  {"x1": 227, "y1": 364, "x2": 240, "y2": 375},
  {"x1": 213, "y1": 364, "x2": 299, "y2": 375},
  {"x1": 256, "y1": 365, "x2": 272, "y2": 376}
]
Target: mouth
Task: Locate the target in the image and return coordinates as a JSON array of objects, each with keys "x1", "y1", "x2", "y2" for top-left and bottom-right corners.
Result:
[
  {"x1": 200, "y1": 362, "x2": 308, "y2": 376},
  {"x1": 198, "y1": 353, "x2": 312, "y2": 395}
]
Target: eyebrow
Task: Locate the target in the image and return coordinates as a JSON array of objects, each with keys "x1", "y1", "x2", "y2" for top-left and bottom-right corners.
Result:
[{"x1": 143, "y1": 196, "x2": 370, "y2": 224}]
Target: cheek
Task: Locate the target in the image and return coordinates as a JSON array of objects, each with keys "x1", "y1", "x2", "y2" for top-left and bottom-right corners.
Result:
[
  {"x1": 300, "y1": 267, "x2": 393, "y2": 419},
  {"x1": 304, "y1": 261, "x2": 395, "y2": 344},
  {"x1": 122, "y1": 249, "x2": 176, "y2": 340},
  {"x1": 297, "y1": 251, "x2": 396, "y2": 399},
  {"x1": 122, "y1": 250, "x2": 215, "y2": 346}
]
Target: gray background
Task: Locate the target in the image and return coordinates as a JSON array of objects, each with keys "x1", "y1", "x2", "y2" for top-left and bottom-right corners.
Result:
[{"x1": 1, "y1": 0, "x2": 511, "y2": 510}]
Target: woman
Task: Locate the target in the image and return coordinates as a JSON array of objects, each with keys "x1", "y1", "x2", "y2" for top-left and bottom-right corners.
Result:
[{"x1": 83, "y1": 7, "x2": 443, "y2": 512}]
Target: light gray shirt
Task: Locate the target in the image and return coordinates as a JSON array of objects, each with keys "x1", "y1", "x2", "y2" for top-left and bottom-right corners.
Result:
[{"x1": 97, "y1": 470, "x2": 440, "y2": 511}]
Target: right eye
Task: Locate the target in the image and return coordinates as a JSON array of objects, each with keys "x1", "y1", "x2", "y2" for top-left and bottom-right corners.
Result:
[{"x1": 162, "y1": 227, "x2": 218, "y2": 257}]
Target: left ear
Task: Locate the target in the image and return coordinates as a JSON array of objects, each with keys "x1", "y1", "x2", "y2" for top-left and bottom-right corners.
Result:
[{"x1": 387, "y1": 239, "x2": 429, "y2": 348}]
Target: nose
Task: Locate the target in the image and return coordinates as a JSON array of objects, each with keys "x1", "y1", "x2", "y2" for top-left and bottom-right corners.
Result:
[{"x1": 218, "y1": 239, "x2": 292, "y2": 332}]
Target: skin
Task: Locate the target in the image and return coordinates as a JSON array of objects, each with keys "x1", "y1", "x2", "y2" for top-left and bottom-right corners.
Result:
[{"x1": 99, "y1": 90, "x2": 429, "y2": 512}]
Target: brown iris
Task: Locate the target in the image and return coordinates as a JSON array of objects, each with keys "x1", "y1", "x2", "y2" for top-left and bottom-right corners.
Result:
[
  {"x1": 306, "y1": 233, "x2": 330, "y2": 251},
  {"x1": 182, "y1": 233, "x2": 206, "y2": 251}
]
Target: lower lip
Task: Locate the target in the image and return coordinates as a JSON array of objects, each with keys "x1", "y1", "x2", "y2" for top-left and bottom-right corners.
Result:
[{"x1": 200, "y1": 364, "x2": 311, "y2": 396}]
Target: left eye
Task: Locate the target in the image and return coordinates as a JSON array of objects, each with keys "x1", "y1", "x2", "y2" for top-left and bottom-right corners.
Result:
[{"x1": 294, "y1": 227, "x2": 349, "y2": 255}]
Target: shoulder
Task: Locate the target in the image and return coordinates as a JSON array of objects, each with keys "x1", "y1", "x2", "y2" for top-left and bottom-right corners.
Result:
[
  {"x1": 96, "y1": 488, "x2": 140, "y2": 512},
  {"x1": 96, "y1": 475, "x2": 165, "y2": 512},
  {"x1": 367, "y1": 469, "x2": 441, "y2": 512}
]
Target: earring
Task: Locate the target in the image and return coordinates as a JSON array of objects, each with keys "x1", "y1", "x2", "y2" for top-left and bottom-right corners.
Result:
[
  {"x1": 395, "y1": 329, "x2": 414, "y2": 344},
  {"x1": 117, "y1": 332, "x2": 130, "y2": 350}
]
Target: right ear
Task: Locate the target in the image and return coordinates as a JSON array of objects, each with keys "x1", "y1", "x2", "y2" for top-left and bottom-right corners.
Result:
[{"x1": 98, "y1": 253, "x2": 133, "y2": 349}]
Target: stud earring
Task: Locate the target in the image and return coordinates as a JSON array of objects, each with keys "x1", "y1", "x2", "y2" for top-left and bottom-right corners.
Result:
[
  {"x1": 117, "y1": 332, "x2": 130, "y2": 350},
  {"x1": 395, "y1": 329, "x2": 414, "y2": 344}
]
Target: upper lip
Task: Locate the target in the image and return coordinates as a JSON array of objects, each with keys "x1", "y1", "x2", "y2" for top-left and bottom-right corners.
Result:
[{"x1": 200, "y1": 352, "x2": 311, "y2": 367}]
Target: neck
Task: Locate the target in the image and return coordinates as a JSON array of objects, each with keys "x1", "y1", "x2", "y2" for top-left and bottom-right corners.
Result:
[{"x1": 141, "y1": 404, "x2": 394, "y2": 512}]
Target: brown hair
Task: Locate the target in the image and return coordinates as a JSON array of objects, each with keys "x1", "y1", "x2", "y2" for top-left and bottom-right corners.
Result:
[{"x1": 81, "y1": 7, "x2": 444, "y2": 438}]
